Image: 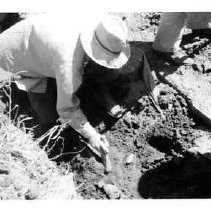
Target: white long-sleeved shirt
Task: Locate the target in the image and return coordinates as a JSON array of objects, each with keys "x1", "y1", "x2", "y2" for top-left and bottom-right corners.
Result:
[{"x1": 0, "y1": 14, "x2": 90, "y2": 133}]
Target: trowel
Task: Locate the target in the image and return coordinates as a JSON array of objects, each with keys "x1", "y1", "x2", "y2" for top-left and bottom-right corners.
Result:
[{"x1": 80, "y1": 136, "x2": 112, "y2": 173}]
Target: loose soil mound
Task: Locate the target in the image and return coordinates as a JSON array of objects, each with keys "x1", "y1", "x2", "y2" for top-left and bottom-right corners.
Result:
[
  {"x1": 65, "y1": 13, "x2": 211, "y2": 199},
  {"x1": 69, "y1": 79, "x2": 199, "y2": 199}
]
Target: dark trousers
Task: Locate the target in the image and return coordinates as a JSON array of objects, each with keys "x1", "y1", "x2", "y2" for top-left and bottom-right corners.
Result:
[{"x1": 27, "y1": 78, "x2": 58, "y2": 126}]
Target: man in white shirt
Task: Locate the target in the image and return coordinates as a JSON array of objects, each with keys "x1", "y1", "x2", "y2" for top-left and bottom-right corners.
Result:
[{"x1": 0, "y1": 13, "x2": 131, "y2": 171}]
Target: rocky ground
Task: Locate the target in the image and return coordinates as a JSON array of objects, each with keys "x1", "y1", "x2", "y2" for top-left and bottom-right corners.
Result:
[
  {"x1": 0, "y1": 12, "x2": 211, "y2": 199},
  {"x1": 67, "y1": 13, "x2": 211, "y2": 199},
  {"x1": 0, "y1": 85, "x2": 78, "y2": 199}
]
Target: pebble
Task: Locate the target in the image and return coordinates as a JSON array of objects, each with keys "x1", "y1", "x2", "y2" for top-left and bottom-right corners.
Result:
[
  {"x1": 0, "y1": 176, "x2": 12, "y2": 188},
  {"x1": 103, "y1": 184, "x2": 121, "y2": 199},
  {"x1": 188, "y1": 138, "x2": 211, "y2": 161},
  {"x1": 175, "y1": 129, "x2": 182, "y2": 139},
  {"x1": 125, "y1": 154, "x2": 135, "y2": 165},
  {"x1": 97, "y1": 181, "x2": 122, "y2": 199},
  {"x1": 123, "y1": 118, "x2": 131, "y2": 128},
  {"x1": 134, "y1": 139, "x2": 142, "y2": 148},
  {"x1": 123, "y1": 112, "x2": 132, "y2": 128},
  {"x1": 180, "y1": 129, "x2": 188, "y2": 136},
  {"x1": 141, "y1": 168, "x2": 148, "y2": 173},
  {"x1": 25, "y1": 188, "x2": 38, "y2": 200},
  {"x1": 168, "y1": 104, "x2": 173, "y2": 110}
]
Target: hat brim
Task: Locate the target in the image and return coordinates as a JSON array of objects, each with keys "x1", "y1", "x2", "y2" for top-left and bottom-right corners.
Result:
[{"x1": 80, "y1": 26, "x2": 130, "y2": 69}]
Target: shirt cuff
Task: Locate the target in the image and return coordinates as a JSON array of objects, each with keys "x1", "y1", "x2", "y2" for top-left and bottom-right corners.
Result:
[{"x1": 60, "y1": 108, "x2": 97, "y2": 138}]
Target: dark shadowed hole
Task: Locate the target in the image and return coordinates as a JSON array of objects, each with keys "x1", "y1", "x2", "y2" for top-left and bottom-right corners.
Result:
[
  {"x1": 159, "y1": 90, "x2": 167, "y2": 96},
  {"x1": 148, "y1": 136, "x2": 183, "y2": 155},
  {"x1": 138, "y1": 155, "x2": 211, "y2": 198}
]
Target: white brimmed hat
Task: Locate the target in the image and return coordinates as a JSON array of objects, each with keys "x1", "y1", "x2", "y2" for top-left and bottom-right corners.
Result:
[{"x1": 80, "y1": 14, "x2": 130, "y2": 69}]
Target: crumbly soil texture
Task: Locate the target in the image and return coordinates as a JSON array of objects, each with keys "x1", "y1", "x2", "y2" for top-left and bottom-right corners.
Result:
[
  {"x1": 70, "y1": 78, "x2": 201, "y2": 199},
  {"x1": 0, "y1": 13, "x2": 211, "y2": 199},
  {"x1": 66, "y1": 13, "x2": 211, "y2": 199}
]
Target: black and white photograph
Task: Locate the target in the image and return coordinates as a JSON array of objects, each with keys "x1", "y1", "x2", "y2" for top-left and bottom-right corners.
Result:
[{"x1": 0, "y1": 1, "x2": 211, "y2": 205}]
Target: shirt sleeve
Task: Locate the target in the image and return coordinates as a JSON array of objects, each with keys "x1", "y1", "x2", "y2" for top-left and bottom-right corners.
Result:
[
  {"x1": 52, "y1": 39, "x2": 91, "y2": 135},
  {"x1": 55, "y1": 61, "x2": 89, "y2": 132}
]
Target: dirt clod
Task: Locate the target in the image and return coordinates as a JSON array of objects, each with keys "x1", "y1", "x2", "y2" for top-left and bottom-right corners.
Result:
[
  {"x1": 98, "y1": 181, "x2": 122, "y2": 199},
  {"x1": 124, "y1": 154, "x2": 136, "y2": 165}
]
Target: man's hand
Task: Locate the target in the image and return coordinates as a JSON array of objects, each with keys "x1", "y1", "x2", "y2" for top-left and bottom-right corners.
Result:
[
  {"x1": 88, "y1": 133, "x2": 112, "y2": 172},
  {"x1": 88, "y1": 133, "x2": 109, "y2": 157},
  {"x1": 79, "y1": 122, "x2": 112, "y2": 172}
]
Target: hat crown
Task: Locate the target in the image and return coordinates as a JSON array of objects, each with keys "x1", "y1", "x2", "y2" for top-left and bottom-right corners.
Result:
[
  {"x1": 94, "y1": 16, "x2": 128, "y2": 54},
  {"x1": 80, "y1": 14, "x2": 130, "y2": 69}
]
